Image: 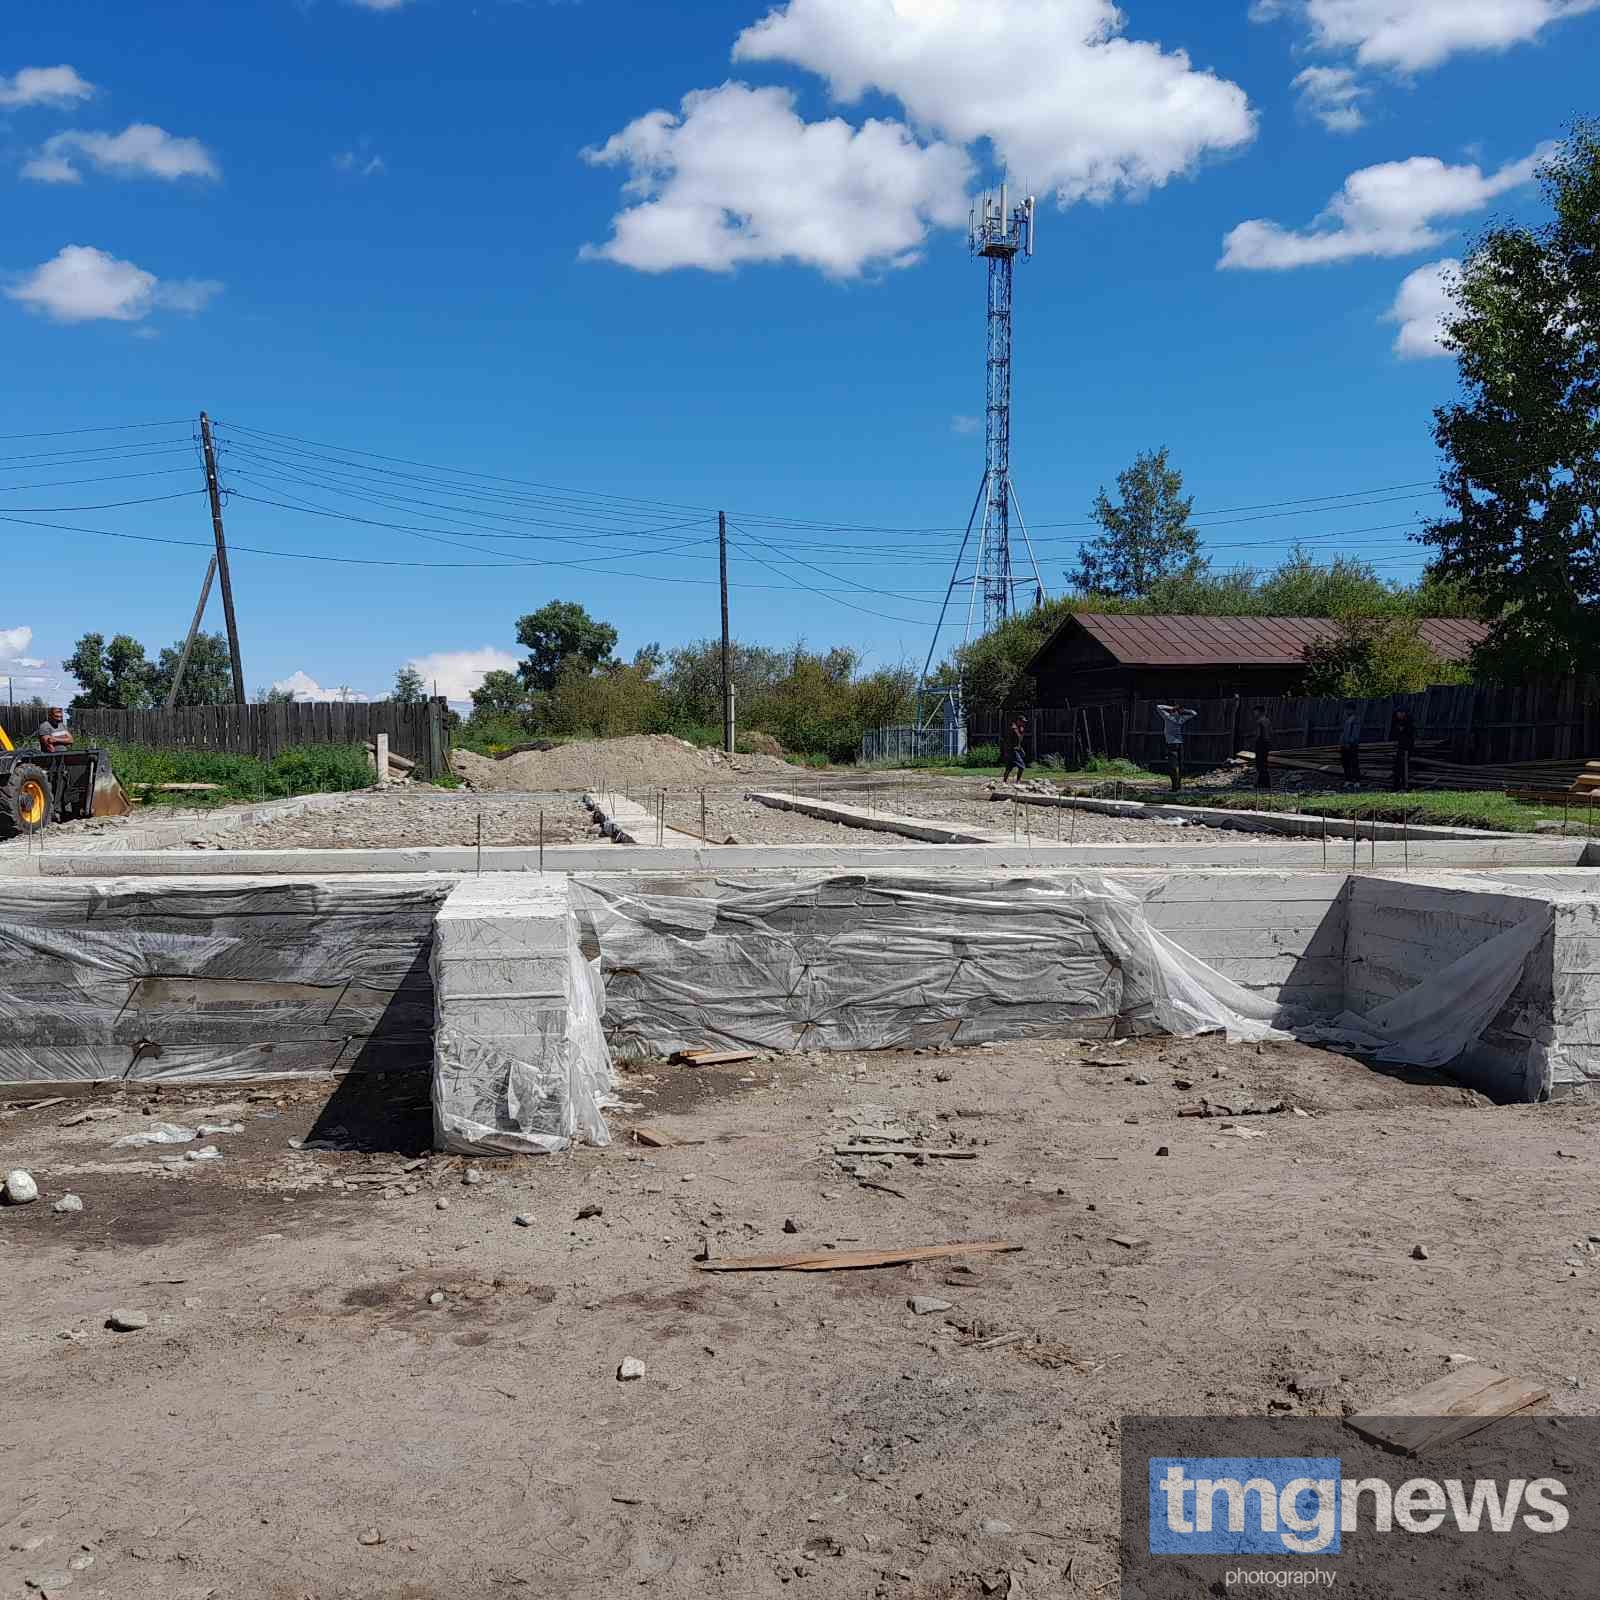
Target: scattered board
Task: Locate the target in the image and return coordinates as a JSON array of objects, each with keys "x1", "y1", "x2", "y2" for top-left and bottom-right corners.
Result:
[
  {"x1": 698, "y1": 1240, "x2": 1020, "y2": 1274},
  {"x1": 1347, "y1": 1366, "x2": 1549, "y2": 1455},
  {"x1": 674, "y1": 1047, "x2": 757, "y2": 1068}
]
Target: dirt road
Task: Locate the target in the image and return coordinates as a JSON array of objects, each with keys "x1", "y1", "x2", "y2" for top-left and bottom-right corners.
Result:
[{"x1": 2, "y1": 1039, "x2": 1593, "y2": 1599}]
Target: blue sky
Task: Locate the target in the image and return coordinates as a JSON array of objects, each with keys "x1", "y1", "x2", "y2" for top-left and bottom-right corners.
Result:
[{"x1": 1, "y1": 0, "x2": 1594, "y2": 704}]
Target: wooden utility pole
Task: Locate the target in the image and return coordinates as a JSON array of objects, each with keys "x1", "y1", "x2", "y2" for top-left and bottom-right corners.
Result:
[
  {"x1": 199, "y1": 412, "x2": 246, "y2": 704},
  {"x1": 164, "y1": 556, "x2": 218, "y2": 707},
  {"x1": 719, "y1": 509, "x2": 733, "y2": 754}
]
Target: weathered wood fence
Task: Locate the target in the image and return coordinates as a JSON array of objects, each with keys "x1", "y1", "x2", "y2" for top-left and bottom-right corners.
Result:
[
  {"x1": 966, "y1": 675, "x2": 1600, "y2": 772},
  {"x1": 1, "y1": 699, "x2": 450, "y2": 780}
]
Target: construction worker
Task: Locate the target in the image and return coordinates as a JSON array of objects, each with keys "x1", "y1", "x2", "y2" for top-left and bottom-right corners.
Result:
[
  {"x1": 1339, "y1": 701, "x2": 1362, "y2": 785},
  {"x1": 1000, "y1": 714, "x2": 1028, "y2": 785},
  {"x1": 1389, "y1": 707, "x2": 1416, "y2": 790},
  {"x1": 1252, "y1": 705, "x2": 1273, "y2": 791},
  {"x1": 1156, "y1": 703, "x2": 1197, "y2": 793},
  {"x1": 36, "y1": 706, "x2": 72, "y2": 754}
]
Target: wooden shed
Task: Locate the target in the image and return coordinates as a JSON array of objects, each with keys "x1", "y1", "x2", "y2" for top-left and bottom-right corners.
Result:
[{"x1": 1024, "y1": 612, "x2": 1488, "y2": 711}]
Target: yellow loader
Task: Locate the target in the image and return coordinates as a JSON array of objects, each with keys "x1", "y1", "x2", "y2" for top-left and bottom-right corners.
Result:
[{"x1": 0, "y1": 722, "x2": 130, "y2": 835}]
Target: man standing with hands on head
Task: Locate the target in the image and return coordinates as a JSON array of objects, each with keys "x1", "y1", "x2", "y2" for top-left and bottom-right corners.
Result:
[{"x1": 1156, "y1": 702, "x2": 1197, "y2": 794}]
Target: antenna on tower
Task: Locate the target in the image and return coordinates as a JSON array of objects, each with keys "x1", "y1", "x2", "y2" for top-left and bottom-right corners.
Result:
[{"x1": 919, "y1": 186, "x2": 1047, "y2": 728}]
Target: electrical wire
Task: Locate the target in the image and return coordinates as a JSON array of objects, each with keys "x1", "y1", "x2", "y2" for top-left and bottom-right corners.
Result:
[{"x1": 0, "y1": 419, "x2": 189, "y2": 441}]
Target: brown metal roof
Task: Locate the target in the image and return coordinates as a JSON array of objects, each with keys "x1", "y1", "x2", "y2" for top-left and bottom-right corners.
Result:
[{"x1": 1031, "y1": 612, "x2": 1488, "y2": 670}]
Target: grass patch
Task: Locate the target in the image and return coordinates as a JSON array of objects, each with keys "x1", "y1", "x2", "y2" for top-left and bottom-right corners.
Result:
[
  {"x1": 1186, "y1": 787, "x2": 1585, "y2": 834},
  {"x1": 103, "y1": 742, "x2": 376, "y2": 807}
]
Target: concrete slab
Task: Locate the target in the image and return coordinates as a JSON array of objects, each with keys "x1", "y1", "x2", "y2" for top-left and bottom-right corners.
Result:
[{"x1": 747, "y1": 789, "x2": 1005, "y2": 844}]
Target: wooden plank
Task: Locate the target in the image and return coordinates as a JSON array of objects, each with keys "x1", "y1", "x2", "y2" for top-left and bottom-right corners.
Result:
[
  {"x1": 698, "y1": 1240, "x2": 1020, "y2": 1273},
  {"x1": 1347, "y1": 1367, "x2": 1549, "y2": 1456}
]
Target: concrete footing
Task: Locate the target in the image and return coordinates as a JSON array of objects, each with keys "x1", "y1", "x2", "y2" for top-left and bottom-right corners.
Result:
[
  {"x1": 746, "y1": 789, "x2": 1004, "y2": 844},
  {"x1": 586, "y1": 791, "x2": 706, "y2": 848}
]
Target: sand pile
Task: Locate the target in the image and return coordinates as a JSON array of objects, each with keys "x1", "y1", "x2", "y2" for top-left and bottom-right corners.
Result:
[{"x1": 451, "y1": 734, "x2": 798, "y2": 793}]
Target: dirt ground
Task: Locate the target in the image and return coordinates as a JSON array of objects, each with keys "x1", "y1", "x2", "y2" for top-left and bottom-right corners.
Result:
[{"x1": 4, "y1": 1035, "x2": 1594, "y2": 1600}]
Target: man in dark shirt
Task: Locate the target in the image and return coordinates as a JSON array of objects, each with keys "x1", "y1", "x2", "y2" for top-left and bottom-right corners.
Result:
[
  {"x1": 1389, "y1": 708, "x2": 1416, "y2": 790},
  {"x1": 1252, "y1": 705, "x2": 1272, "y2": 791},
  {"x1": 36, "y1": 708, "x2": 72, "y2": 754}
]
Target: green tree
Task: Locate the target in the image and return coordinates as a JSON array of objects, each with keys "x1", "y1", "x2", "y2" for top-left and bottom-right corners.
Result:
[
  {"x1": 514, "y1": 601, "x2": 618, "y2": 693},
  {"x1": 1419, "y1": 122, "x2": 1600, "y2": 676},
  {"x1": 392, "y1": 664, "x2": 427, "y2": 704},
  {"x1": 1074, "y1": 447, "x2": 1200, "y2": 599},
  {"x1": 153, "y1": 631, "x2": 233, "y2": 707},
  {"x1": 1301, "y1": 614, "x2": 1469, "y2": 698},
  {"x1": 469, "y1": 668, "x2": 528, "y2": 719},
  {"x1": 255, "y1": 684, "x2": 296, "y2": 705},
  {"x1": 64, "y1": 632, "x2": 157, "y2": 709}
]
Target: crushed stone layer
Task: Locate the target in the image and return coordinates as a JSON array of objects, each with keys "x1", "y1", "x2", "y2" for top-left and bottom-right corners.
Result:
[
  {"x1": 2, "y1": 1037, "x2": 1591, "y2": 1599},
  {"x1": 176, "y1": 789, "x2": 595, "y2": 851},
  {"x1": 452, "y1": 734, "x2": 801, "y2": 793},
  {"x1": 771, "y1": 779, "x2": 1321, "y2": 846}
]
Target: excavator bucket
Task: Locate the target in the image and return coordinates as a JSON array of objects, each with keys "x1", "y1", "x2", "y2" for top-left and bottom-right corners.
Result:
[{"x1": 91, "y1": 753, "x2": 132, "y2": 818}]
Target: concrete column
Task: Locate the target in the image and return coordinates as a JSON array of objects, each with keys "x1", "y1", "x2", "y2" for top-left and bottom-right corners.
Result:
[{"x1": 374, "y1": 733, "x2": 390, "y2": 786}]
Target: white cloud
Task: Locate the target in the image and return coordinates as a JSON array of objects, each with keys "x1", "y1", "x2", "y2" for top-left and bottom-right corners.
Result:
[
  {"x1": 271, "y1": 671, "x2": 373, "y2": 703},
  {"x1": 0, "y1": 65, "x2": 94, "y2": 109},
  {"x1": 732, "y1": 0, "x2": 1255, "y2": 206},
  {"x1": 22, "y1": 124, "x2": 220, "y2": 184},
  {"x1": 1219, "y1": 145, "x2": 1548, "y2": 269},
  {"x1": 1264, "y1": 0, "x2": 1600, "y2": 72},
  {"x1": 950, "y1": 414, "x2": 981, "y2": 435},
  {"x1": 582, "y1": 82, "x2": 972, "y2": 276},
  {"x1": 1386, "y1": 257, "x2": 1458, "y2": 357},
  {"x1": 334, "y1": 148, "x2": 386, "y2": 176},
  {"x1": 348, "y1": 0, "x2": 414, "y2": 8},
  {"x1": 404, "y1": 647, "x2": 519, "y2": 703},
  {"x1": 0, "y1": 627, "x2": 34, "y2": 658},
  {"x1": 1292, "y1": 65, "x2": 1369, "y2": 131},
  {"x1": 6, "y1": 246, "x2": 222, "y2": 324}
]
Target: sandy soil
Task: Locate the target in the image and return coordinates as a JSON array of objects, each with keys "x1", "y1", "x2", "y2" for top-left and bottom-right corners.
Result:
[
  {"x1": 3, "y1": 1036, "x2": 1592, "y2": 1599},
  {"x1": 178, "y1": 789, "x2": 597, "y2": 852}
]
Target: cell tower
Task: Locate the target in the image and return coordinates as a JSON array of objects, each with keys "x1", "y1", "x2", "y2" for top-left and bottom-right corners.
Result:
[{"x1": 920, "y1": 185, "x2": 1047, "y2": 708}]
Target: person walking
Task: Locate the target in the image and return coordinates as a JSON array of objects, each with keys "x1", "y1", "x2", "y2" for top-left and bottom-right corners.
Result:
[
  {"x1": 1156, "y1": 702, "x2": 1197, "y2": 793},
  {"x1": 1339, "y1": 700, "x2": 1362, "y2": 786},
  {"x1": 1252, "y1": 705, "x2": 1273, "y2": 791},
  {"x1": 1000, "y1": 714, "x2": 1028, "y2": 785},
  {"x1": 1389, "y1": 707, "x2": 1416, "y2": 791}
]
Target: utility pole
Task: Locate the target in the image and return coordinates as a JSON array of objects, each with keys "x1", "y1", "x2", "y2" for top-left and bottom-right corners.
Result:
[
  {"x1": 199, "y1": 411, "x2": 246, "y2": 704},
  {"x1": 719, "y1": 509, "x2": 733, "y2": 754},
  {"x1": 165, "y1": 556, "x2": 217, "y2": 708}
]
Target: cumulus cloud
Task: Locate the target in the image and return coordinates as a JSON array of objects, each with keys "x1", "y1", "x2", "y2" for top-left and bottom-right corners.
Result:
[
  {"x1": 1386, "y1": 257, "x2": 1458, "y2": 357},
  {"x1": 404, "y1": 647, "x2": 520, "y2": 703},
  {"x1": 271, "y1": 671, "x2": 372, "y2": 703},
  {"x1": 1292, "y1": 65, "x2": 1369, "y2": 131},
  {"x1": 1261, "y1": 0, "x2": 1600, "y2": 72},
  {"x1": 582, "y1": 83, "x2": 971, "y2": 276},
  {"x1": 0, "y1": 627, "x2": 34, "y2": 658},
  {"x1": 6, "y1": 246, "x2": 222, "y2": 324},
  {"x1": 1219, "y1": 145, "x2": 1548, "y2": 269},
  {"x1": 0, "y1": 65, "x2": 94, "y2": 109},
  {"x1": 22, "y1": 124, "x2": 220, "y2": 184},
  {"x1": 732, "y1": 0, "x2": 1255, "y2": 205}
]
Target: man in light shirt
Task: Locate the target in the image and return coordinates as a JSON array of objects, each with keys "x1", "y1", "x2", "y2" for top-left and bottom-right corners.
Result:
[
  {"x1": 1156, "y1": 703, "x2": 1197, "y2": 794},
  {"x1": 36, "y1": 707, "x2": 72, "y2": 754}
]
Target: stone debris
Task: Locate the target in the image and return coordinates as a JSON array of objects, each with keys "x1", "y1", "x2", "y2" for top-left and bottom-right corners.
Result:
[
  {"x1": 1412, "y1": 1244, "x2": 1431, "y2": 1261},
  {"x1": 3, "y1": 1169, "x2": 39, "y2": 1205},
  {"x1": 112, "y1": 1122, "x2": 198, "y2": 1148},
  {"x1": 514, "y1": 1214, "x2": 534, "y2": 1227},
  {"x1": 357, "y1": 1528, "x2": 385, "y2": 1546},
  {"x1": 617, "y1": 1357, "x2": 646, "y2": 1381},
  {"x1": 577, "y1": 1203, "x2": 603, "y2": 1220},
  {"x1": 908, "y1": 1296, "x2": 953, "y2": 1316},
  {"x1": 428, "y1": 1291, "x2": 446, "y2": 1306},
  {"x1": 106, "y1": 1308, "x2": 149, "y2": 1332},
  {"x1": 52, "y1": 1194, "x2": 83, "y2": 1213}
]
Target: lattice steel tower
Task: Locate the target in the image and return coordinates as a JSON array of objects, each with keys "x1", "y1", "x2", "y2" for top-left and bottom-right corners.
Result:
[{"x1": 921, "y1": 186, "x2": 1047, "y2": 695}]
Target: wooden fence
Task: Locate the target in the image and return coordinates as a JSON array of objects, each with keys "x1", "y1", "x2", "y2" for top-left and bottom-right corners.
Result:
[
  {"x1": 1, "y1": 698, "x2": 450, "y2": 780},
  {"x1": 970, "y1": 674, "x2": 1600, "y2": 774}
]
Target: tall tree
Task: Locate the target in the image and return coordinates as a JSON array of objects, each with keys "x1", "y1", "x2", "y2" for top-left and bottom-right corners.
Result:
[
  {"x1": 64, "y1": 632, "x2": 157, "y2": 709},
  {"x1": 1419, "y1": 122, "x2": 1600, "y2": 676},
  {"x1": 392, "y1": 664, "x2": 427, "y2": 704},
  {"x1": 154, "y1": 632, "x2": 233, "y2": 707},
  {"x1": 514, "y1": 601, "x2": 618, "y2": 693},
  {"x1": 469, "y1": 668, "x2": 528, "y2": 718},
  {"x1": 1074, "y1": 447, "x2": 1200, "y2": 599}
]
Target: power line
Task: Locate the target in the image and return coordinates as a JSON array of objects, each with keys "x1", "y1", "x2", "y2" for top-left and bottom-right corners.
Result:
[{"x1": 0, "y1": 419, "x2": 189, "y2": 441}]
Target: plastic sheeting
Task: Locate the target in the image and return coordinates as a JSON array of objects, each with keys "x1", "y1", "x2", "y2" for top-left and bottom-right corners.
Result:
[{"x1": 573, "y1": 872, "x2": 1293, "y2": 1056}]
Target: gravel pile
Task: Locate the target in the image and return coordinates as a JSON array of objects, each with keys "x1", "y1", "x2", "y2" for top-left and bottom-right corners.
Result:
[
  {"x1": 452, "y1": 735, "x2": 799, "y2": 794},
  {"x1": 181, "y1": 790, "x2": 594, "y2": 851}
]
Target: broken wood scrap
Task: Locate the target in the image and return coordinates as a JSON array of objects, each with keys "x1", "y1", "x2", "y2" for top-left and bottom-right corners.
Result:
[
  {"x1": 1347, "y1": 1367, "x2": 1550, "y2": 1455},
  {"x1": 697, "y1": 1240, "x2": 1020, "y2": 1273},
  {"x1": 832, "y1": 1145, "x2": 977, "y2": 1159},
  {"x1": 673, "y1": 1047, "x2": 757, "y2": 1068},
  {"x1": 856, "y1": 1179, "x2": 908, "y2": 1200}
]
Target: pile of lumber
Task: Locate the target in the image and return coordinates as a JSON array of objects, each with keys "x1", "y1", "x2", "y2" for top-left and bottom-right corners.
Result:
[
  {"x1": 1507, "y1": 760, "x2": 1600, "y2": 807},
  {"x1": 362, "y1": 741, "x2": 415, "y2": 782},
  {"x1": 1255, "y1": 742, "x2": 1594, "y2": 793}
]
